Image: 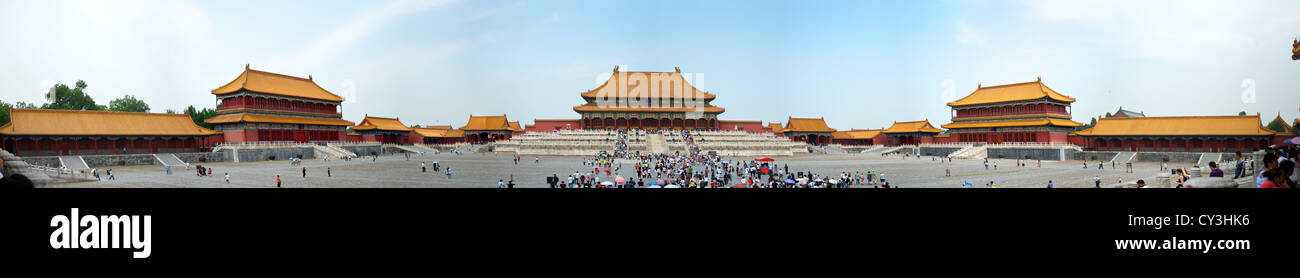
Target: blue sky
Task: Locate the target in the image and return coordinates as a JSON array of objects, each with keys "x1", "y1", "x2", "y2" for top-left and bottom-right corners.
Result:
[{"x1": 1, "y1": 0, "x2": 1298, "y2": 129}]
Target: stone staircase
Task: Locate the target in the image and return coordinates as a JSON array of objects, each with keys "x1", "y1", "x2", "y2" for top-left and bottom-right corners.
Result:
[
  {"x1": 153, "y1": 153, "x2": 187, "y2": 166},
  {"x1": 58, "y1": 155, "x2": 89, "y2": 170},
  {"x1": 647, "y1": 134, "x2": 668, "y2": 154},
  {"x1": 313, "y1": 144, "x2": 357, "y2": 159},
  {"x1": 947, "y1": 145, "x2": 987, "y2": 159}
]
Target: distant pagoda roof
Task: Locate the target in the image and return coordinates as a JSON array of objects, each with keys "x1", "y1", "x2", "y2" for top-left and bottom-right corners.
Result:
[
  {"x1": 1108, "y1": 106, "x2": 1146, "y2": 118},
  {"x1": 351, "y1": 115, "x2": 412, "y2": 132},
  {"x1": 883, "y1": 120, "x2": 944, "y2": 134},
  {"x1": 783, "y1": 117, "x2": 836, "y2": 133}
]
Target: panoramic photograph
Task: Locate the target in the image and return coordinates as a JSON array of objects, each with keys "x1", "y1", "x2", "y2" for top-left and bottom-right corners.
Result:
[{"x1": 0, "y1": 0, "x2": 1297, "y2": 267}]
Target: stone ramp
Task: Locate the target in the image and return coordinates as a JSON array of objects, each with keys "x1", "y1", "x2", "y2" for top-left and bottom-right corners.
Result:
[
  {"x1": 647, "y1": 134, "x2": 668, "y2": 154},
  {"x1": 152, "y1": 153, "x2": 187, "y2": 166},
  {"x1": 1197, "y1": 153, "x2": 1222, "y2": 166},
  {"x1": 407, "y1": 144, "x2": 439, "y2": 154},
  {"x1": 59, "y1": 155, "x2": 89, "y2": 170},
  {"x1": 1111, "y1": 152, "x2": 1136, "y2": 163},
  {"x1": 384, "y1": 144, "x2": 428, "y2": 155}
]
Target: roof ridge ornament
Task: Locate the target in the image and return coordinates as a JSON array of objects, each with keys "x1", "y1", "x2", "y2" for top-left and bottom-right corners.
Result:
[{"x1": 674, "y1": 66, "x2": 681, "y2": 73}]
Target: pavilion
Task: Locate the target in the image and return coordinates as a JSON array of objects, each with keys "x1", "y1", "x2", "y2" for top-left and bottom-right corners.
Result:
[
  {"x1": 0, "y1": 109, "x2": 221, "y2": 156},
  {"x1": 351, "y1": 115, "x2": 413, "y2": 144},
  {"x1": 1070, "y1": 115, "x2": 1277, "y2": 152},
  {"x1": 204, "y1": 65, "x2": 354, "y2": 143},
  {"x1": 941, "y1": 78, "x2": 1082, "y2": 144}
]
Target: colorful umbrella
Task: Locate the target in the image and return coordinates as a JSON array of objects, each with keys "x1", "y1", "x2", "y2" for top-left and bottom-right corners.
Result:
[
  {"x1": 664, "y1": 184, "x2": 681, "y2": 188},
  {"x1": 732, "y1": 184, "x2": 748, "y2": 188},
  {"x1": 754, "y1": 157, "x2": 775, "y2": 162},
  {"x1": 614, "y1": 176, "x2": 626, "y2": 184}
]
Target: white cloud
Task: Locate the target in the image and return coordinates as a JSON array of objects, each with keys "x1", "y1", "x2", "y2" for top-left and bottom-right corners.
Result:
[
  {"x1": 275, "y1": 0, "x2": 458, "y2": 71},
  {"x1": 955, "y1": 21, "x2": 988, "y2": 47}
]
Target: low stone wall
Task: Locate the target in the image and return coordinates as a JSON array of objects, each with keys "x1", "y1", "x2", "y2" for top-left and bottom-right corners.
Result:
[
  {"x1": 22, "y1": 157, "x2": 61, "y2": 168},
  {"x1": 988, "y1": 148, "x2": 1062, "y2": 161},
  {"x1": 919, "y1": 147, "x2": 962, "y2": 157},
  {"x1": 83, "y1": 154, "x2": 157, "y2": 168},
  {"x1": 1070, "y1": 151, "x2": 1118, "y2": 161},
  {"x1": 1133, "y1": 152, "x2": 1201, "y2": 163},
  {"x1": 175, "y1": 152, "x2": 226, "y2": 164},
  {"x1": 234, "y1": 147, "x2": 315, "y2": 162}
]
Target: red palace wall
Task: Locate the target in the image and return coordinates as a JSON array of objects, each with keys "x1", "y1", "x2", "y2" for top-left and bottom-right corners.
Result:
[{"x1": 718, "y1": 121, "x2": 766, "y2": 133}]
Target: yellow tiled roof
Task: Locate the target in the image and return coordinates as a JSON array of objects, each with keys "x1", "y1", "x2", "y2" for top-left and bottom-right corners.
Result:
[
  {"x1": 784, "y1": 117, "x2": 836, "y2": 133},
  {"x1": 205, "y1": 113, "x2": 355, "y2": 126},
  {"x1": 942, "y1": 119, "x2": 1083, "y2": 129},
  {"x1": 1072, "y1": 115, "x2": 1277, "y2": 137},
  {"x1": 351, "y1": 116, "x2": 412, "y2": 132},
  {"x1": 832, "y1": 129, "x2": 883, "y2": 140},
  {"x1": 460, "y1": 115, "x2": 512, "y2": 131},
  {"x1": 883, "y1": 120, "x2": 945, "y2": 134},
  {"x1": 507, "y1": 121, "x2": 524, "y2": 132},
  {"x1": 581, "y1": 67, "x2": 717, "y2": 100},
  {"x1": 412, "y1": 128, "x2": 465, "y2": 138},
  {"x1": 0, "y1": 109, "x2": 219, "y2": 136},
  {"x1": 947, "y1": 79, "x2": 1075, "y2": 107},
  {"x1": 212, "y1": 65, "x2": 344, "y2": 102},
  {"x1": 767, "y1": 123, "x2": 784, "y2": 133}
]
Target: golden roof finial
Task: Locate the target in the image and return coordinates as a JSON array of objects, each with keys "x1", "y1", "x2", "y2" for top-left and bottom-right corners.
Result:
[
  {"x1": 674, "y1": 66, "x2": 681, "y2": 73},
  {"x1": 613, "y1": 65, "x2": 620, "y2": 73}
]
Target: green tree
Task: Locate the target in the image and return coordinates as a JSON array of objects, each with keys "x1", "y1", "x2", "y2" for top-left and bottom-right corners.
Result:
[
  {"x1": 42, "y1": 80, "x2": 105, "y2": 111},
  {"x1": 1266, "y1": 117, "x2": 1290, "y2": 133},
  {"x1": 1239, "y1": 111, "x2": 1248, "y2": 116},
  {"x1": 410, "y1": 124, "x2": 422, "y2": 128},
  {"x1": 0, "y1": 101, "x2": 41, "y2": 127},
  {"x1": 183, "y1": 105, "x2": 218, "y2": 129},
  {"x1": 108, "y1": 94, "x2": 150, "y2": 112},
  {"x1": 165, "y1": 109, "x2": 178, "y2": 114}
]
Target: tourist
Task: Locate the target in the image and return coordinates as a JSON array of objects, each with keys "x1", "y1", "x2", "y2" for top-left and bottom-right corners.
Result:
[
  {"x1": 1174, "y1": 168, "x2": 1189, "y2": 188},
  {"x1": 507, "y1": 180, "x2": 515, "y2": 188},
  {"x1": 445, "y1": 168, "x2": 453, "y2": 179},
  {"x1": 984, "y1": 161, "x2": 989, "y2": 170},
  {"x1": 1094, "y1": 176, "x2": 1101, "y2": 188},
  {"x1": 993, "y1": 161, "x2": 997, "y2": 170},
  {"x1": 1099, "y1": 162, "x2": 1104, "y2": 169},
  {"x1": 1047, "y1": 180, "x2": 1053, "y2": 188},
  {"x1": 421, "y1": 162, "x2": 427, "y2": 173},
  {"x1": 302, "y1": 167, "x2": 307, "y2": 178},
  {"x1": 1137, "y1": 180, "x2": 1147, "y2": 188},
  {"x1": 1257, "y1": 153, "x2": 1279, "y2": 188},
  {"x1": 1259, "y1": 169, "x2": 1286, "y2": 188},
  {"x1": 945, "y1": 169, "x2": 951, "y2": 177},
  {"x1": 498, "y1": 180, "x2": 505, "y2": 188},
  {"x1": 1126, "y1": 162, "x2": 1133, "y2": 173},
  {"x1": 1232, "y1": 152, "x2": 1246, "y2": 179},
  {"x1": 276, "y1": 175, "x2": 281, "y2": 187},
  {"x1": 327, "y1": 168, "x2": 332, "y2": 177},
  {"x1": 93, "y1": 169, "x2": 100, "y2": 181},
  {"x1": 107, "y1": 169, "x2": 115, "y2": 180},
  {"x1": 225, "y1": 173, "x2": 230, "y2": 184},
  {"x1": 1208, "y1": 162, "x2": 1224, "y2": 177}
]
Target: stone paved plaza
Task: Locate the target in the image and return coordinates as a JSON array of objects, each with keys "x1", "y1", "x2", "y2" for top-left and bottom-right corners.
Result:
[{"x1": 50, "y1": 152, "x2": 1175, "y2": 188}]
